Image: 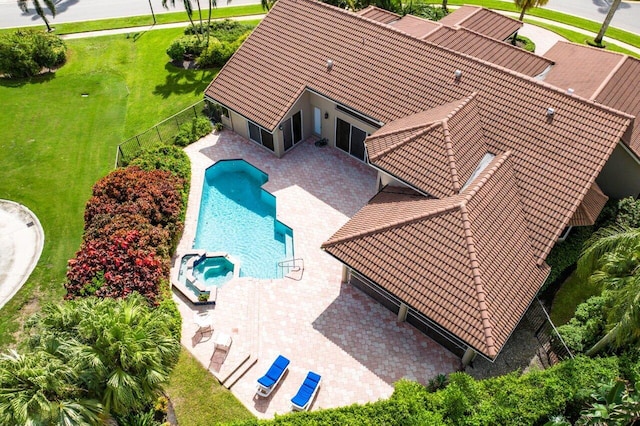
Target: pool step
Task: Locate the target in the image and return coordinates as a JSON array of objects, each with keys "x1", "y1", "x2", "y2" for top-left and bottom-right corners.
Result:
[{"x1": 221, "y1": 353, "x2": 258, "y2": 389}]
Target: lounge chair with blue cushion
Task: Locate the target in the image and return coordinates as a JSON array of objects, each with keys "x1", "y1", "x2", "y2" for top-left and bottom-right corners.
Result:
[
  {"x1": 256, "y1": 355, "x2": 290, "y2": 397},
  {"x1": 290, "y1": 371, "x2": 321, "y2": 411}
]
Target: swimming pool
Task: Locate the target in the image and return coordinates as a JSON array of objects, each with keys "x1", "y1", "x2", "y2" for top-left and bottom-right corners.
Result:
[{"x1": 193, "y1": 159, "x2": 294, "y2": 279}]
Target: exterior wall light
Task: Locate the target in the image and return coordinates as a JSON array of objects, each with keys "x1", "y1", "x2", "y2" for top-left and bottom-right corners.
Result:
[{"x1": 324, "y1": 112, "x2": 329, "y2": 119}]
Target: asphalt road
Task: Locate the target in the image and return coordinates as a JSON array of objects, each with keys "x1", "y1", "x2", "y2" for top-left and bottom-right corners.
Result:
[
  {"x1": 545, "y1": 0, "x2": 640, "y2": 33},
  {"x1": 0, "y1": 0, "x2": 261, "y2": 29},
  {"x1": 0, "y1": 0, "x2": 639, "y2": 33}
]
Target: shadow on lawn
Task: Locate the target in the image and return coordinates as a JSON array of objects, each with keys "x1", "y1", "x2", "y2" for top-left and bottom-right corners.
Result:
[
  {"x1": 0, "y1": 72, "x2": 56, "y2": 88},
  {"x1": 153, "y1": 62, "x2": 217, "y2": 99}
]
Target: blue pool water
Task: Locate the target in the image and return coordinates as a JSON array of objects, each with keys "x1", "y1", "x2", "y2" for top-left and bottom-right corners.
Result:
[{"x1": 193, "y1": 160, "x2": 294, "y2": 279}]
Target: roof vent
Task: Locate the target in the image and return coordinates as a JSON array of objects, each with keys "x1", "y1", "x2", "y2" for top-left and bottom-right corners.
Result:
[
  {"x1": 327, "y1": 59, "x2": 334, "y2": 71},
  {"x1": 454, "y1": 69, "x2": 462, "y2": 80},
  {"x1": 546, "y1": 107, "x2": 555, "y2": 117},
  {"x1": 567, "y1": 88, "x2": 574, "y2": 95}
]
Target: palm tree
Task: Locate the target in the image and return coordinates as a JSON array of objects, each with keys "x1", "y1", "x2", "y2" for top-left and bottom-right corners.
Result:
[
  {"x1": 0, "y1": 350, "x2": 103, "y2": 425},
  {"x1": 513, "y1": 0, "x2": 549, "y2": 21},
  {"x1": 162, "y1": 0, "x2": 202, "y2": 43},
  {"x1": 17, "y1": 0, "x2": 56, "y2": 32},
  {"x1": 205, "y1": 0, "x2": 218, "y2": 47},
  {"x1": 29, "y1": 295, "x2": 181, "y2": 417},
  {"x1": 576, "y1": 226, "x2": 640, "y2": 356},
  {"x1": 593, "y1": 0, "x2": 622, "y2": 46}
]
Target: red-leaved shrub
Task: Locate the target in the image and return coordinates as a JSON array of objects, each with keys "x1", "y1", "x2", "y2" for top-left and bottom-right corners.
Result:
[
  {"x1": 66, "y1": 229, "x2": 166, "y2": 303},
  {"x1": 84, "y1": 167, "x2": 184, "y2": 230}
]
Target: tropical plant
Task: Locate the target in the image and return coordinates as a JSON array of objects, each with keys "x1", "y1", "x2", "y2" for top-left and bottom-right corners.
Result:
[
  {"x1": 17, "y1": 0, "x2": 56, "y2": 32},
  {"x1": 593, "y1": 0, "x2": 622, "y2": 46},
  {"x1": 577, "y1": 225, "x2": 640, "y2": 356},
  {"x1": 0, "y1": 349, "x2": 103, "y2": 425},
  {"x1": 84, "y1": 166, "x2": 184, "y2": 230},
  {"x1": 66, "y1": 229, "x2": 167, "y2": 303},
  {"x1": 163, "y1": 0, "x2": 201, "y2": 42},
  {"x1": 27, "y1": 295, "x2": 181, "y2": 418},
  {"x1": 514, "y1": 0, "x2": 549, "y2": 21},
  {"x1": 577, "y1": 379, "x2": 640, "y2": 425}
]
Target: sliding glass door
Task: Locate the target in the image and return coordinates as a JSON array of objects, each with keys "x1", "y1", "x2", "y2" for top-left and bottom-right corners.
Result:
[
  {"x1": 336, "y1": 118, "x2": 367, "y2": 161},
  {"x1": 283, "y1": 111, "x2": 303, "y2": 152}
]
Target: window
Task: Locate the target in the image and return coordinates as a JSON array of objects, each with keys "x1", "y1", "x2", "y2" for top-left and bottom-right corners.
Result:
[{"x1": 248, "y1": 121, "x2": 274, "y2": 152}]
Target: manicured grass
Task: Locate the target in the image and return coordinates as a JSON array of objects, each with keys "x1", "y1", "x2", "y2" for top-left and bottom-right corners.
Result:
[
  {"x1": 166, "y1": 348, "x2": 255, "y2": 425},
  {"x1": 0, "y1": 5, "x2": 265, "y2": 36},
  {"x1": 525, "y1": 20, "x2": 640, "y2": 58},
  {"x1": 550, "y1": 271, "x2": 602, "y2": 326},
  {"x1": 448, "y1": 0, "x2": 640, "y2": 49},
  {"x1": 0, "y1": 27, "x2": 219, "y2": 347}
]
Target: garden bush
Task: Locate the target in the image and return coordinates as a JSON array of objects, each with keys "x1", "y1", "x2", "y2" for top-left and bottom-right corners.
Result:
[
  {"x1": 185, "y1": 19, "x2": 254, "y2": 42},
  {"x1": 84, "y1": 166, "x2": 184, "y2": 231},
  {"x1": 173, "y1": 116, "x2": 212, "y2": 146},
  {"x1": 65, "y1": 229, "x2": 166, "y2": 303},
  {"x1": 615, "y1": 197, "x2": 640, "y2": 227},
  {"x1": 196, "y1": 38, "x2": 235, "y2": 68},
  {"x1": 129, "y1": 144, "x2": 191, "y2": 213},
  {"x1": 67, "y1": 150, "x2": 191, "y2": 304},
  {"x1": 557, "y1": 294, "x2": 609, "y2": 353},
  {"x1": 166, "y1": 35, "x2": 205, "y2": 61},
  {"x1": 0, "y1": 29, "x2": 66, "y2": 78}
]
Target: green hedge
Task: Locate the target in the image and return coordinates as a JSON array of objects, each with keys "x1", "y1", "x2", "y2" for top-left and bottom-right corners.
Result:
[
  {"x1": 233, "y1": 356, "x2": 621, "y2": 425},
  {"x1": 0, "y1": 29, "x2": 66, "y2": 78},
  {"x1": 173, "y1": 116, "x2": 213, "y2": 147}
]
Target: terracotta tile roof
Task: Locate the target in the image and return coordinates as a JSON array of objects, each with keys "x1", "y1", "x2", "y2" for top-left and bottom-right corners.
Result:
[
  {"x1": 595, "y1": 56, "x2": 640, "y2": 154},
  {"x1": 424, "y1": 26, "x2": 553, "y2": 77},
  {"x1": 206, "y1": 0, "x2": 633, "y2": 356},
  {"x1": 206, "y1": 0, "x2": 631, "y2": 263},
  {"x1": 322, "y1": 153, "x2": 550, "y2": 358},
  {"x1": 367, "y1": 94, "x2": 488, "y2": 198},
  {"x1": 355, "y1": 5, "x2": 400, "y2": 24},
  {"x1": 569, "y1": 182, "x2": 608, "y2": 227},
  {"x1": 543, "y1": 41, "x2": 640, "y2": 155},
  {"x1": 389, "y1": 14, "x2": 440, "y2": 38},
  {"x1": 438, "y1": 6, "x2": 522, "y2": 40},
  {"x1": 543, "y1": 41, "x2": 625, "y2": 99}
]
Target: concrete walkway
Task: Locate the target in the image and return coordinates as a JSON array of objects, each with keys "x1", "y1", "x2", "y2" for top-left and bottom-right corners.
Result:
[
  {"x1": 0, "y1": 200, "x2": 44, "y2": 310},
  {"x1": 59, "y1": 14, "x2": 266, "y2": 40}
]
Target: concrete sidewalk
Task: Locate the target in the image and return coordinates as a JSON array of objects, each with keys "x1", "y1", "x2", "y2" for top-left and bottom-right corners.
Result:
[{"x1": 60, "y1": 14, "x2": 266, "y2": 40}]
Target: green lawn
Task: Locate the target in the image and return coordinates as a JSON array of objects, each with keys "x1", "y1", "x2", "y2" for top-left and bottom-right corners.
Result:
[
  {"x1": 166, "y1": 348, "x2": 255, "y2": 425},
  {"x1": 550, "y1": 271, "x2": 602, "y2": 326},
  {"x1": 0, "y1": 28, "x2": 217, "y2": 347},
  {"x1": 0, "y1": 5, "x2": 265, "y2": 36}
]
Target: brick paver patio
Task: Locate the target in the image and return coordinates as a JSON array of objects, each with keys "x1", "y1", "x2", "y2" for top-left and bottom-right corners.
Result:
[{"x1": 172, "y1": 131, "x2": 461, "y2": 419}]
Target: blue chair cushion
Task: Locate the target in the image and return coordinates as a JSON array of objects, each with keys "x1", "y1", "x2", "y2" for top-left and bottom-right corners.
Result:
[
  {"x1": 291, "y1": 371, "x2": 321, "y2": 407},
  {"x1": 257, "y1": 355, "x2": 290, "y2": 388}
]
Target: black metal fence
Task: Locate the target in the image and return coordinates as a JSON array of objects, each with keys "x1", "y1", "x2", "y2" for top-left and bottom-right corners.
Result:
[
  {"x1": 115, "y1": 100, "x2": 209, "y2": 167},
  {"x1": 529, "y1": 298, "x2": 574, "y2": 368}
]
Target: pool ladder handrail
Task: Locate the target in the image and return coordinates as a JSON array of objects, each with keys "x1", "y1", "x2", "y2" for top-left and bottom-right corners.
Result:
[{"x1": 277, "y1": 258, "x2": 304, "y2": 280}]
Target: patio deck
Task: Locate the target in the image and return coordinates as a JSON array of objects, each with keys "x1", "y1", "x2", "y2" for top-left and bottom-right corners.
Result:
[{"x1": 172, "y1": 131, "x2": 460, "y2": 418}]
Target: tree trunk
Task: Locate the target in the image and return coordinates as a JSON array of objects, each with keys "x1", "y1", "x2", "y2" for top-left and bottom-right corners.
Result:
[
  {"x1": 594, "y1": 0, "x2": 622, "y2": 46},
  {"x1": 442, "y1": 0, "x2": 448, "y2": 13},
  {"x1": 518, "y1": 7, "x2": 526, "y2": 21},
  {"x1": 586, "y1": 324, "x2": 618, "y2": 356},
  {"x1": 206, "y1": 0, "x2": 213, "y2": 48}
]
